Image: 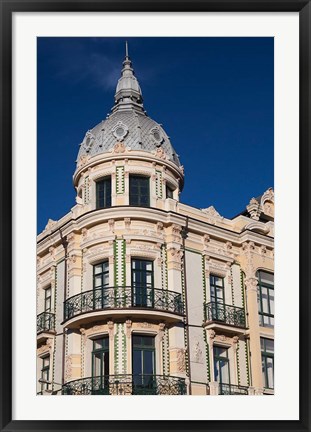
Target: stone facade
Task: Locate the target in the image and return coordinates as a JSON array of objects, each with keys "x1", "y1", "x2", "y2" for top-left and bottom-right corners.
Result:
[{"x1": 37, "y1": 47, "x2": 274, "y2": 396}]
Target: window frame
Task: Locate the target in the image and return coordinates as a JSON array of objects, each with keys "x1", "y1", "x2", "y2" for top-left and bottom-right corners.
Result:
[
  {"x1": 166, "y1": 184, "x2": 175, "y2": 199},
  {"x1": 257, "y1": 270, "x2": 274, "y2": 328},
  {"x1": 261, "y1": 337, "x2": 274, "y2": 389},
  {"x1": 96, "y1": 176, "x2": 112, "y2": 209},
  {"x1": 131, "y1": 258, "x2": 154, "y2": 307},
  {"x1": 93, "y1": 261, "x2": 110, "y2": 290},
  {"x1": 132, "y1": 334, "x2": 156, "y2": 389},
  {"x1": 40, "y1": 355, "x2": 50, "y2": 392},
  {"x1": 129, "y1": 174, "x2": 150, "y2": 207},
  {"x1": 213, "y1": 345, "x2": 231, "y2": 385},
  {"x1": 44, "y1": 286, "x2": 51, "y2": 313},
  {"x1": 210, "y1": 275, "x2": 225, "y2": 305},
  {"x1": 91, "y1": 336, "x2": 110, "y2": 392}
]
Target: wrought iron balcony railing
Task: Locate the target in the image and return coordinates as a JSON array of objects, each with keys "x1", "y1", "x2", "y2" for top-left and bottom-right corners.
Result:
[
  {"x1": 62, "y1": 374, "x2": 187, "y2": 395},
  {"x1": 219, "y1": 383, "x2": 249, "y2": 395},
  {"x1": 37, "y1": 311, "x2": 55, "y2": 333},
  {"x1": 64, "y1": 286, "x2": 184, "y2": 321},
  {"x1": 204, "y1": 301, "x2": 246, "y2": 328}
]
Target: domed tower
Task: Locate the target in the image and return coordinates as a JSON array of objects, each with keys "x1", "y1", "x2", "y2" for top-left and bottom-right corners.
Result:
[
  {"x1": 74, "y1": 45, "x2": 184, "y2": 213},
  {"x1": 37, "y1": 44, "x2": 274, "y2": 398},
  {"x1": 37, "y1": 45, "x2": 188, "y2": 397}
]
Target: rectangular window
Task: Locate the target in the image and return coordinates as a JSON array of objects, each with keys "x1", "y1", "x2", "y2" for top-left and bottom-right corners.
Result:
[
  {"x1": 129, "y1": 175, "x2": 150, "y2": 207},
  {"x1": 132, "y1": 335, "x2": 155, "y2": 393},
  {"x1": 131, "y1": 259, "x2": 154, "y2": 307},
  {"x1": 257, "y1": 271, "x2": 274, "y2": 327},
  {"x1": 41, "y1": 355, "x2": 50, "y2": 391},
  {"x1": 92, "y1": 337, "x2": 109, "y2": 394},
  {"x1": 213, "y1": 346, "x2": 230, "y2": 385},
  {"x1": 93, "y1": 261, "x2": 109, "y2": 309},
  {"x1": 166, "y1": 184, "x2": 174, "y2": 199},
  {"x1": 44, "y1": 287, "x2": 51, "y2": 312},
  {"x1": 96, "y1": 177, "x2": 111, "y2": 209},
  {"x1": 261, "y1": 338, "x2": 274, "y2": 389},
  {"x1": 210, "y1": 275, "x2": 225, "y2": 321}
]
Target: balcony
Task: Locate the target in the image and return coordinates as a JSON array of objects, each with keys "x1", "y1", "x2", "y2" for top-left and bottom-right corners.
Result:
[
  {"x1": 63, "y1": 286, "x2": 184, "y2": 327},
  {"x1": 37, "y1": 312, "x2": 56, "y2": 343},
  {"x1": 219, "y1": 383, "x2": 249, "y2": 395},
  {"x1": 37, "y1": 312, "x2": 55, "y2": 333},
  {"x1": 62, "y1": 374, "x2": 187, "y2": 395},
  {"x1": 204, "y1": 302, "x2": 246, "y2": 330}
]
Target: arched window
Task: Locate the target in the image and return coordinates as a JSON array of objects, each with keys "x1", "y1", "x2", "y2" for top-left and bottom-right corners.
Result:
[{"x1": 257, "y1": 270, "x2": 274, "y2": 328}]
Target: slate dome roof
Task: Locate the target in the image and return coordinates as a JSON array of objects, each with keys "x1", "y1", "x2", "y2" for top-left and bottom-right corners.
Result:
[{"x1": 76, "y1": 45, "x2": 181, "y2": 167}]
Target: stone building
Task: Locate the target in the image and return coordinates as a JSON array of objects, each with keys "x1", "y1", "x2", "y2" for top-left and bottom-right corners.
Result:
[{"x1": 36, "y1": 46, "x2": 274, "y2": 396}]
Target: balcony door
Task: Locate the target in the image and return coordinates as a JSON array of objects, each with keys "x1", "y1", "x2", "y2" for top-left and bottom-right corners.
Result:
[
  {"x1": 131, "y1": 259, "x2": 154, "y2": 307},
  {"x1": 92, "y1": 337, "x2": 109, "y2": 394},
  {"x1": 93, "y1": 261, "x2": 109, "y2": 309},
  {"x1": 213, "y1": 346, "x2": 230, "y2": 392},
  {"x1": 210, "y1": 275, "x2": 225, "y2": 321},
  {"x1": 132, "y1": 335, "x2": 156, "y2": 394}
]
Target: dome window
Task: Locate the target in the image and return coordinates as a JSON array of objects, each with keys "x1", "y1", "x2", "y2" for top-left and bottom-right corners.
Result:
[
  {"x1": 112, "y1": 121, "x2": 128, "y2": 141},
  {"x1": 150, "y1": 127, "x2": 163, "y2": 145}
]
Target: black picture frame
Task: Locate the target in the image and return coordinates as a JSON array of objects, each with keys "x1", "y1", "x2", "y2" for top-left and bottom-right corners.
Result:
[{"x1": 0, "y1": 1, "x2": 310, "y2": 431}]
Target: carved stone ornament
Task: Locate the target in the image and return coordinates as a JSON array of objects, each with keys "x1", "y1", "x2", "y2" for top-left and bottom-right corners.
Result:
[
  {"x1": 111, "y1": 121, "x2": 129, "y2": 141},
  {"x1": 246, "y1": 198, "x2": 262, "y2": 221},
  {"x1": 108, "y1": 219, "x2": 115, "y2": 233},
  {"x1": 68, "y1": 254, "x2": 77, "y2": 267},
  {"x1": 141, "y1": 322, "x2": 152, "y2": 328},
  {"x1": 260, "y1": 245, "x2": 267, "y2": 255},
  {"x1": 260, "y1": 187, "x2": 274, "y2": 207},
  {"x1": 242, "y1": 241, "x2": 256, "y2": 279},
  {"x1": 108, "y1": 321, "x2": 114, "y2": 337},
  {"x1": 172, "y1": 224, "x2": 182, "y2": 240},
  {"x1": 155, "y1": 147, "x2": 167, "y2": 160},
  {"x1": 168, "y1": 247, "x2": 183, "y2": 263},
  {"x1": 150, "y1": 127, "x2": 163, "y2": 145},
  {"x1": 113, "y1": 142, "x2": 126, "y2": 153},
  {"x1": 176, "y1": 348, "x2": 186, "y2": 373},
  {"x1": 77, "y1": 154, "x2": 90, "y2": 168},
  {"x1": 157, "y1": 257, "x2": 163, "y2": 266},
  {"x1": 65, "y1": 355, "x2": 73, "y2": 381},
  {"x1": 158, "y1": 323, "x2": 165, "y2": 341},
  {"x1": 80, "y1": 328, "x2": 87, "y2": 346},
  {"x1": 125, "y1": 320, "x2": 132, "y2": 338},
  {"x1": 244, "y1": 277, "x2": 258, "y2": 292},
  {"x1": 208, "y1": 329, "x2": 216, "y2": 340},
  {"x1": 82, "y1": 131, "x2": 95, "y2": 153},
  {"x1": 232, "y1": 336, "x2": 239, "y2": 344},
  {"x1": 124, "y1": 218, "x2": 131, "y2": 230},
  {"x1": 44, "y1": 219, "x2": 57, "y2": 231},
  {"x1": 157, "y1": 222, "x2": 164, "y2": 233},
  {"x1": 193, "y1": 340, "x2": 203, "y2": 363},
  {"x1": 201, "y1": 206, "x2": 223, "y2": 221}
]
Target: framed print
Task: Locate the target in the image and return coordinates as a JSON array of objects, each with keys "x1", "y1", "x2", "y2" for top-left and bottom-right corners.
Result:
[{"x1": 1, "y1": 1, "x2": 310, "y2": 431}]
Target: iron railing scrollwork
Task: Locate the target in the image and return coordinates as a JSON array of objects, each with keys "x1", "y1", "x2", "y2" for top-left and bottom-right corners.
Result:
[
  {"x1": 37, "y1": 312, "x2": 55, "y2": 333},
  {"x1": 64, "y1": 286, "x2": 184, "y2": 321},
  {"x1": 62, "y1": 374, "x2": 187, "y2": 395},
  {"x1": 219, "y1": 383, "x2": 249, "y2": 395},
  {"x1": 205, "y1": 301, "x2": 246, "y2": 328}
]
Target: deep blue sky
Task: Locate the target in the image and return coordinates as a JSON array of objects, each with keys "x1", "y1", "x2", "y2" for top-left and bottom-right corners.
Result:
[{"x1": 37, "y1": 37, "x2": 274, "y2": 233}]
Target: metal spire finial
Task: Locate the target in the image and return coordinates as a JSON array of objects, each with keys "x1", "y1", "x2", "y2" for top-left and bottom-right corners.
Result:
[{"x1": 125, "y1": 40, "x2": 129, "y2": 58}]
